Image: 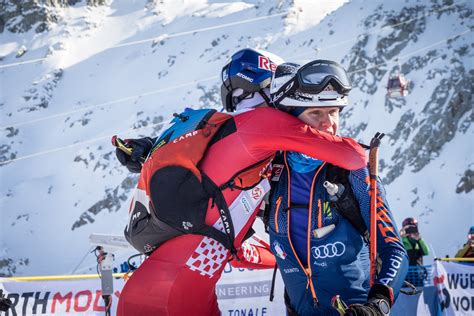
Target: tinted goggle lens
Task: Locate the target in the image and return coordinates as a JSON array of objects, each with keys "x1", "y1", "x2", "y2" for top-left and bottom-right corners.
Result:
[
  {"x1": 298, "y1": 62, "x2": 351, "y2": 90},
  {"x1": 301, "y1": 72, "x2": 331, "y2": 85}
]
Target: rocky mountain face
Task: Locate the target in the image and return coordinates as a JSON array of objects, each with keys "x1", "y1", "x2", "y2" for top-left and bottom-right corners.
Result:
[
  {"x1": 0, "y1": 0, "x2": 472, "y2": 276},
  {"x1": 341, "y1": 1, "x2": 473, "y2": 187},
  {"x1": 0, "y1": 0, "x2": 109, "y2": 34}
]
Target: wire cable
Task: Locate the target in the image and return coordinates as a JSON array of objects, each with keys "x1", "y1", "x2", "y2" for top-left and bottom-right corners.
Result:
[
  {"x1": 347, "y1": 28, "x2": 470, "y2": 74},
  {"x1": 0, "y1": 2, "x2": 462, "y2": 69},
  {"x1": 1, "y1": 1, "x2": 467, "y2": 130},
  {"x1": 0, "y1": 75, "x2": 219, "y2": 130},
  {"x1": 111, "y1": 12, "x2": 288, "y2": 49},
  {"x1": 0, "y1": 121, "x2": 167, "y2": 165},
  {"x1": 0, "y1": 29, "x2": 470, "y2": 166},
  {"x1": 70, "y1": 245, "x2": 96, "y2": 274},
  {"x1": 0, "y1": 11, "x2": 288, "y2": 70},
  {"x1": 0, "y1": 57, "x2": 51, "y2": 69},
  {"x1": 291, "y1": 1, "x2": 466, "y2": 60}
]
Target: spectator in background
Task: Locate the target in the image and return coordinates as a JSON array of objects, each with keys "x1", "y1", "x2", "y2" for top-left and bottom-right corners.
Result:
[
  {"x1": 455, "y1": 226, "x2": 474, "y2": 258},
  {"x1": 400, "y1": 217, "x2": 429, "y2": 286}
]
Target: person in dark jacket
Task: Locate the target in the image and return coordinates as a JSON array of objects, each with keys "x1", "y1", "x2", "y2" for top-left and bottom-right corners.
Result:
[{"x1": 267, "y1": 61, "x2": 409, "y2": 316}]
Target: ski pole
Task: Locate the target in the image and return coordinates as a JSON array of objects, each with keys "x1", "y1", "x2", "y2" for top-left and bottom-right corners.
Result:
[
  {"x1": 111, "y1": 135, "x2": 133, "y2": 155},
  {"x1": 331, "y1": 295, "x2": 348, "y2": 315},
  {"x1": 369, "y1": 132, "x2": 384, "y2": 286},
  {"x1": 111, "y1": 135, "x2": 146, "y2": 163},
  {"x1": 251, "y1": 234, "x2": 271, "y2": 250}
]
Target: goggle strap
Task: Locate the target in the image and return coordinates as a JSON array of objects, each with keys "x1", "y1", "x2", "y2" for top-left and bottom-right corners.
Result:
[
  {"x1": 272, "y1": 77, "x2": 299, "y2": 107},
  {"x1": 259, "y1": 90, "x2": 270, "y2": 106},
  {"x1": 232, "y1": 91, "x2": 254, "y2": 107}
]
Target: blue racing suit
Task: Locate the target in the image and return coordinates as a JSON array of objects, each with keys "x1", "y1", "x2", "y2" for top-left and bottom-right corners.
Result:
[{"x1": 268, "y1": 152, "x2": 408, "y2": 315}]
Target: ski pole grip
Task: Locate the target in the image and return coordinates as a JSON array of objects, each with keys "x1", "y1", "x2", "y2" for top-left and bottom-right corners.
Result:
[
  {"x1": 369, "y1": 133, "x2": 384, "y2": 179},
  {"x1": 111, "y1": 135, "x2": 134, "y2": 156}
]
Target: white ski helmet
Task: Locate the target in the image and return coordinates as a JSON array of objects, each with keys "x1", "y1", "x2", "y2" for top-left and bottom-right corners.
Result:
[{"x1": 270, "y1": 60, "x2": 352, "y2": 115}]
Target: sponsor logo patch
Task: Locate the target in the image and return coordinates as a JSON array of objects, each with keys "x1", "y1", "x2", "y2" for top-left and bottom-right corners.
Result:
[
  {"x1": 272, "y1": 241, "x2": 287, "y2": 260},
  {"x1": 313, "y1": 261, "x2": 328, "y2": 268},
  {"x1": 258, "y1": 55, "x2": 277, "y2": 72},
  {"x1": 311, "y1": 241, "x2": 346, "y2": 259},
  {"x1": 236, "y1": 72, "x2": 254, "y2": 82},
  {"x1": 240, "y1": 197, "x2": 252, "y2": 214},
  {"x1": 271, "y1": 164, "x2": 284, "y2": 181},
  {"x1": 182, "y1": 221, "x2": 193, "y2": 230},
  {"x1": 251, "y1": 186, "x2": 263, "y2": 200},
  {"x1": 173, "y1": 130, "x2": 199, "y2": 143}
]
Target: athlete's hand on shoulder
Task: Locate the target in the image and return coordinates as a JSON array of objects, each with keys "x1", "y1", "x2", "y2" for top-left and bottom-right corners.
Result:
[{"x1": 116, "y1": 137, "x2": 155, "y2": 173}]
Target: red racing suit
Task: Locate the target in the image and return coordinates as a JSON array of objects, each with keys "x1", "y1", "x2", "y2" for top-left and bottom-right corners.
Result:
[{"x1": 117, "y1": 107, "x2": 367, "y2": 315}]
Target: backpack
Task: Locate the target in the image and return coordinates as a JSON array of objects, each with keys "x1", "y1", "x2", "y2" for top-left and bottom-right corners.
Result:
[
  {"x1": 264, "y1": 153, "x2": 369, "y2": 244},
  {"x1": 325, "y1": 164, "x2": 370, "y2": 245},
  {"x1": 265, "y1": 153, "x2": 370, "y2": 304},
  {"x1": 125, "y1": 108, "x2": 272, "y2": 255}
]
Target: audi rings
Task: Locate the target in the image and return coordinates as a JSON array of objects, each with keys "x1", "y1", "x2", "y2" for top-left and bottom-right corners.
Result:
[{"x1": 311, "y1": 242, "x2": 346, "y2": 259}]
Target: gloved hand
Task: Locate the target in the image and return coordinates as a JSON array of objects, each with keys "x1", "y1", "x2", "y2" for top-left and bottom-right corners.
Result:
[
  {"x1": 115, "y1": 137, "x2": 155, "y2": 173},
  {"x1": 344, "y1": 303, "x2": 384, "y2": 316},
  {"x1": 344, "y1": 284, "x2": 393, "y2": 316}
]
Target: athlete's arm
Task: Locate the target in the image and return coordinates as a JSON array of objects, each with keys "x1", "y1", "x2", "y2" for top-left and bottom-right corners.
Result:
[
  {"x1": 235, "y1": 108, "x2": 367, "y2": 170},
  {"x1": 350, "y1": 168, "x2": 409, "y2": 303},
  {"x1": 230, "y1": 240, "x2": 276, "y2": 269}
]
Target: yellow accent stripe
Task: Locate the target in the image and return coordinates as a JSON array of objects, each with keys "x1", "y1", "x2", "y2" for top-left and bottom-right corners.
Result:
[
  {"x1": 436, "y1": 257, "x2": 474, "y2": 262},
  {"x1": 317, "y1": 199, "x2": 322, "y2": 229},
  {"x1": 4, "y1": 273, "x2": 127, "y2": 282}
]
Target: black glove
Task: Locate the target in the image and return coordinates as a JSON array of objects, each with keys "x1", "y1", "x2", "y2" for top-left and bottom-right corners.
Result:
[
  {"x1": 344, "y1": 284, "x2": 393, "y2": 316},
  {"x1": 0, "y1": 289, "x2": 12, "y2": 312},
  {"x1": 344, "y1": 303, "x2": 385, "y2": 316},
  {"x1": 115, "y1": 137, "x2": 155, "y2": 173}
]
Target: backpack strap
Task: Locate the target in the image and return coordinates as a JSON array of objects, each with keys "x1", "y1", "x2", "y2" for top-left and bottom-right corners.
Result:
[
  {"x1": 202, "y1": 174, "x2": 238, "y2": 256},
  {"x1": 269, "y1": 263, "x2": 278, "y2": 302},
  {"x1": 325, "y1": 164, "x2": 370, "y2": 245},
  {"x1": 260, "y1": 151, "x2": 285, "y2": 232},
  {"x1": 219, "y1": 156, "x2": 274, "y2": 192},
  {"x1": 242, "y1": 227, "x2": 256, "y2": 242}
]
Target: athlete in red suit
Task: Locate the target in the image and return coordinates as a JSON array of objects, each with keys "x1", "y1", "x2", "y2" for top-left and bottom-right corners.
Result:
[{"x1": 117, "y1": 107, "x2": 367, "y2": 315}]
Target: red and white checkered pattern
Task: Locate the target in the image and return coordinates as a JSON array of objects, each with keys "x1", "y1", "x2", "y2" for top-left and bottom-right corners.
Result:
[
  {"x1": 241, "y1": 240, "x2": 260, "y2": 264},
  {"x1": 186, "y1": 236, "x2": 229, "y2": 278},
  {"x1": 186, "y1": 181, "x2": 270, "y2": 277}
]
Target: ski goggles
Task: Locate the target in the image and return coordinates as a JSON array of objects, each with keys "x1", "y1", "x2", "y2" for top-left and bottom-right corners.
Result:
[{"x1": 272, "y1": 60, "x2": 352, "y2": 105}]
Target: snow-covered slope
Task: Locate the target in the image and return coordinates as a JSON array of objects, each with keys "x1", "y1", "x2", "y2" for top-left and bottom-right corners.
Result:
[{"x1": 0, "y1": 0, "x2": 472, "y2": 276}]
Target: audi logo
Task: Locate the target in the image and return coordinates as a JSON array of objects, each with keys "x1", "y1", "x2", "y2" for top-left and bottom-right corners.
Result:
[{"x1": 311, "y1": 242, "x2": 346, "y2": 259}]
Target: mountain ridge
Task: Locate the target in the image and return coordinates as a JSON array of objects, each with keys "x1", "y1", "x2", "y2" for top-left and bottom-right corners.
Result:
[{"x1": 0, "y1": 0, "x2": 472, "y2": 276}]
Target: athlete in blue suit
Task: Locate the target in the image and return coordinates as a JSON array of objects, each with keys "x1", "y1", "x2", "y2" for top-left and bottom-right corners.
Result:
[{"x1": 267, "y1": 61, "x2": 408, "y2": 316}]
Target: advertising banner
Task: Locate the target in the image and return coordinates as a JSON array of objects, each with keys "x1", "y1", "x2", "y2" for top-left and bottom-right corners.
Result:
[
  {"x1": 434, "y1": 260, "x2": 474, "y2": 316},
  {"x1": 0, "y1": 278, "x2": 125, "y2": 316},
  {"x1": 217, "y1": 262, "x2": 285, "y2": 316},
  {"x1": 0, "y1": 262, "x2": 285, "y2": 316}
]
